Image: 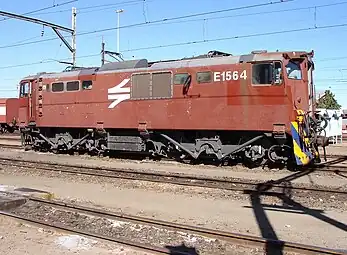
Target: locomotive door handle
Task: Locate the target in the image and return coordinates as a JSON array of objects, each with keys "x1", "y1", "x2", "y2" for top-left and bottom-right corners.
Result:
[{"x1": 182, "y1": 74, "x2": 191, "y2": 96}]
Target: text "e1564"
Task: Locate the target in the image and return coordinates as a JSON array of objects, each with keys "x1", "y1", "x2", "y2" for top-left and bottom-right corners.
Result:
[{"x1": 213, "y1": 70, "x2": 247, "y2": 82}]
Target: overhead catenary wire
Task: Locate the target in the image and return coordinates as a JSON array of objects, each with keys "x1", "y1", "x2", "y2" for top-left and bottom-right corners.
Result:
[
  {"x1": 1, "y1": 0, "x2": 347, "y2": 51},
  {"x1": 0, "y1": 0, "x2": 293, "y2": 50},
  {"x1": 0, "y1": 0, "x2": 78, "y2": 22},
  {"x1": 1, "y1": 2, "x2": 346, "y2": 98},
  {"x1": 122, "y1": 23, "x2": 347, "y2": 52},
  {"x1": 1, "y1": 0, "x2": 347, "y2": 70},
  {"x1": 0, "y1": 54, "x2": 100, "y2": 70},
  {"x1": 318, "y1": 56, "x2": 347, "y2": 62},
  {"x1": 31, "y1": 0, "x2": 144, "y2": 15},
  {"x1": 29, "y1": 0, "x2": 294, "y2": 16},
  {"x1": 7, "y1": 35, "x2": 44, "y2": 45},
  {"x1": 317, "y1": 65, "x2": 347, "y2": 70},
  {"x1": 1, "y1": 21, "x2": 347, "y2": 71},
  {"x1": 2, "y1": 23, "x2": 347, "y2": 70},
  {"x1": 143, "y1": 1, "x2": 347, "y2": 29},
  {"x1": 38, "y1": 0, "x2": 158, "y2": 16},
  {"x1": 16, "y1": 0, "x2": 347, "y2": 26}
]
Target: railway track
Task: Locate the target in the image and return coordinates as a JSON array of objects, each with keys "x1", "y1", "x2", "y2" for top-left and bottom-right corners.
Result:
[
  {"x1": 0, "y1": 156, "x2": 346, "y2": 196},
  {"x1": 1, "y1": 194, "x2": 344, "y2": 255},
  {"x1": 0, "y1": 136, "x2": 346, "y2": 161},
  {"x1": 0, "y1": 135, "x2": 22, "y2": 150},
  {"x1": 0, "y1": 140, "x2": 346, "y2": 166},
  {"x1": 0, "y1": 139, "x2": 347, "y2": 178},
  {"x1": 0, "y1": 144, "x2": 22, "y2": 149}
]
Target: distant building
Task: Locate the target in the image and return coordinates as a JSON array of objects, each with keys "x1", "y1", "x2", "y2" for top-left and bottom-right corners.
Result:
[{"x1": 315, "y1": 90, "x2": 346, "y2": 140}]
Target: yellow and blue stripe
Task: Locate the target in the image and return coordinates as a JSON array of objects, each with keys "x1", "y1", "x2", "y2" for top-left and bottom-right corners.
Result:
[{"x1": 290, "y1": 121, "x2": 314, "y2": 165}]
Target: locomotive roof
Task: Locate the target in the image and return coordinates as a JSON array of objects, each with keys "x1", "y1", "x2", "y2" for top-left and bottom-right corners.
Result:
[{"x1": 21, "y1": 50, "x2": 312, "y2": 80}]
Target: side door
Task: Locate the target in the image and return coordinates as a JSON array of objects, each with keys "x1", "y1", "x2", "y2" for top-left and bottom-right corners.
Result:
[{"x1": 18, "y1": 80, "x2": 34, "y2": 127}]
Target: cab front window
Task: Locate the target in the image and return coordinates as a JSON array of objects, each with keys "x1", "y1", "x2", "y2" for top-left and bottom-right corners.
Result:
[
  {"x1": 286, "y1": 60, "x2": 302, "y2": 80},
  {"x1": 20, "y1": 82, "x2": 30, "y2": 98}
]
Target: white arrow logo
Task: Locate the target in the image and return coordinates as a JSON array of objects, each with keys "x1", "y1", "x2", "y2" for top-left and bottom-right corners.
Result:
[{"x1": 108, "y1": 78, "x2": 131, "y2": 109}]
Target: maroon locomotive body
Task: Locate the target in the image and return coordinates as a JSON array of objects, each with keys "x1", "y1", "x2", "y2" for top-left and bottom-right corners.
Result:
[{"x1": 17, "y1": 50, "x2": 326, "y2": 166}]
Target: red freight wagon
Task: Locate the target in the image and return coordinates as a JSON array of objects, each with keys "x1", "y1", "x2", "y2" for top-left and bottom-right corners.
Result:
[
  {"x1": 17, "y1": 50, "x2": 328, "y2": 167},
  {"x1": 0, "y1": 98, "x2": 19, "y2": 133}
]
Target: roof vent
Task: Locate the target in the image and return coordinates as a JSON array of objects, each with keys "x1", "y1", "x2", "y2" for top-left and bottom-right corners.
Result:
[
  {"x1": 251, "y1": 50, "x2": 267, "y2": 54},
  {"x1": 99, "y1": 59, "x2": 148, "y2": 71},
  {"x1": 207, "y1": 50, "x2": 232, "y2": 57}
]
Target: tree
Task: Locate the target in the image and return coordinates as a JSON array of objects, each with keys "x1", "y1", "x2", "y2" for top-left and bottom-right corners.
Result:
[{"x1": 316, "y1": 90, "x2": 341, "y2": 110}]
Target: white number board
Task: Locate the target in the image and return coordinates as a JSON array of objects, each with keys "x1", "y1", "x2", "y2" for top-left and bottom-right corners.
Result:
[{"x1": 213, "y1": 70, "x2": 247, "y2": 82}]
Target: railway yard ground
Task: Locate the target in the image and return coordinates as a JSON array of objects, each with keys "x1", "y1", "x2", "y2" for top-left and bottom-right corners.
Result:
[{"x1": 0, "y1": 137, "x2": 346, "y2": 254}]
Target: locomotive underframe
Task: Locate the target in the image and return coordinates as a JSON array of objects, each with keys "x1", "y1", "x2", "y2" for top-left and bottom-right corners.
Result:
[
  {"x1": 0, "y1": 123, "x2": 16, "y2": 133},
  {"x1": 20, "y1": 124, "x2": 294, "y2": 167}
]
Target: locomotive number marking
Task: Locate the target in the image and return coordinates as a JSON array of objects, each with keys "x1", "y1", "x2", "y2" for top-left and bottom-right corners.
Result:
[
  {"x1": 108, "y1": 78, "x2": 131, "y2": 109},
  {"x1": 213, "y1": 70, "x2": 247, "y2": 82}
]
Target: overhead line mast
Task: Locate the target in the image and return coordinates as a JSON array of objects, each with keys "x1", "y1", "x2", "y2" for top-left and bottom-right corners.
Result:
[{"x1": 0, "y1": 7, "x2": 77, "y2": 67}]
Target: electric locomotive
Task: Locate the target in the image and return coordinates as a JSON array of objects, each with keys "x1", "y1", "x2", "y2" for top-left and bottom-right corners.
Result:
[{"x1": 17, "y1": 50, "x2": 328, "y2": 167}]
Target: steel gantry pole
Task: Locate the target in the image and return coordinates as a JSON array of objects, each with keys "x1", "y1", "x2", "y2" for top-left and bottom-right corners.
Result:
[
  {"x1": 116, "y1": 9, "x2": 124, "y2": 54},
  {"x1": 0, "y1": 8, "x2": 77, "y2": 67},
  {"x1": 71, "y1": 7, "x2": 77, "y2": 67}
]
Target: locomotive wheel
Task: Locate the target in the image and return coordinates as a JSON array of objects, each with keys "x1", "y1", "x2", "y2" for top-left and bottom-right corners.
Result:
[
  {"x1": 243, "y1": 157, "x2": 267, "y2": 169},
  {"x1": 52, "y1": 148, "x2": 59, "y2": 154},
  {"x1": 24, "y1": 145, "x2": 32, "y2": 151}
]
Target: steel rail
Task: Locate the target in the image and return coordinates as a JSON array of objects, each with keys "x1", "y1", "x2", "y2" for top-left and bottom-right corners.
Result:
[
  {"x1": 0, "y1": 136, "x2": 21, "y2": 140},
  {"x1": 0, "y1": 144, "x2": 22, "y2": 149},
  {"x1": 0, "y1": 142, "x2": 346, "y2": 170},
  {"x1": 1, "y1": 196, "x2": 344, "y2": 255},
  {"x1": 0, "y1": 137, "x2": 345, "y2": 158},
  {"x1": 0, "y1": 152, "x2": 346, "y2": 174},
  {"x1": 0, "y1": 210, "x2": 175, "y2": 255},
  {"x1": 0, "y1": 142, "x2": 346, "y2": 159},
  {"x1": 0, "y1": 157, "x2": 346, "y2": 196}
]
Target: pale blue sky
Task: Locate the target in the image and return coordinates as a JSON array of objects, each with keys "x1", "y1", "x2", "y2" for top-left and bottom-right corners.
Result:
[{"x1": 1, "y1": 0, "x2": 347, "y2": 107}]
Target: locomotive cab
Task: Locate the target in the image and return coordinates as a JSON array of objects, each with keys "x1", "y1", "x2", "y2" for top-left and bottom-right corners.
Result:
[
  {"x1": 248, "y1": 51, "x2": 326, "y2": 165},
  {"x1": 18, "y1": 78, "x2": 36, "y2": 128},
  {"x1": 283, "y1": 52, "x2": 328, "y2": 165},
  {"x1": 282, "y1": 51, "x2": 315, "y2": 112}
]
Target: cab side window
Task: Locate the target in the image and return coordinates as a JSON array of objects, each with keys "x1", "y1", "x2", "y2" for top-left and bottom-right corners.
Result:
[
  {"x1": 20, "y1": 82, "x2": 30, "y2": 97},
  {"x1": 252, "y1": 63, "x2": 272, "y2": 85},
  {"x1": 82, "y1": 80, "x2": 93, "y2": 90},
  {"x1": 174, "y1": 73, "x2": 189, "y2": 85},
  {"x1": 52, "y1": 82, "x2": 64, "y2": 92},
  {"x1": 196, "y1": 71, "x2": 212, "y2": 84},
  {"x1": 252, "y1": 61, "x2": 282, "y2": 86},
  {"x1": 66, "y1": 81, "x2": 80, "y2": 91}
]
